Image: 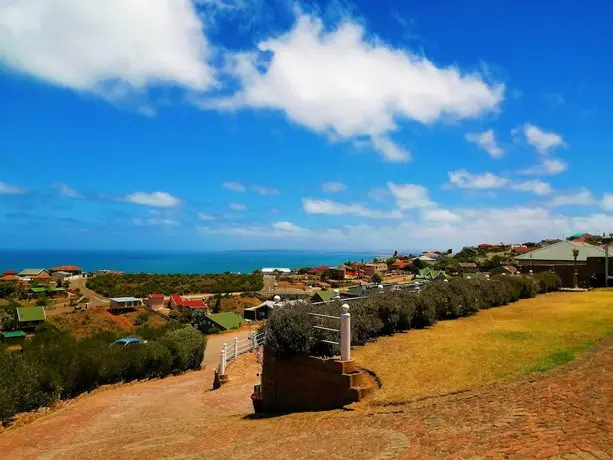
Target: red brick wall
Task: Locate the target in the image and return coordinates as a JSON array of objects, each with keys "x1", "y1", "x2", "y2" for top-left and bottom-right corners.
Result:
[{"x1": 261, "y1": 348, "x2": 366, "y2": 412}]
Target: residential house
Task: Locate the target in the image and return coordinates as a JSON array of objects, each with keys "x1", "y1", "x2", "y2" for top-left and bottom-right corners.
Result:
[
  {"x1": 0, "y1": 270, "x2": 19, "y2": 282},
  {"x1": 29, "y1": 286, "x2": 67, "y2": 298},
  {"x1": 390, "y1": 259, "x2": 412, "y2": 272},
  {"x1": 32, "y1": 272, "x2": 55, "y2": 286},
  {"x1": 243, "y1": 301, "x2": 275, "y2": 320},
  {"x1": 109, "y1": 297, "x2": 141, "y2": 310},
  {"x1": 51, "y1": 271, "x2": 73, "y2": 283},
  {"x1": 16, "y1": 306, "x2": 46, "y2": 330},
  {"x1": 169, "y1": 294, "x2": 206, "y2": 311},
  {"x1": 261, "y1": 267, "x2": 292, "y2": 274},
  {"x1": 309, "y1": 266, "x2": 330, "y2": 275},
  {"x1": 49, "y1": 265, "x2": 83, "y2": 275},
  {"x1": 511, "y1": 245, "x2": 532, "y2": 255},
  {"x1": 414, "y1": 255, "x2": 436, "y2": 265},
  {"x1": 18, "y1": 269, "x2": 50, "y2": 284},
  {"x1": 363, "y1": 263, "x2": 388, "y2": 276},
  {"x1": 458, "y1": 262, "x2": 478, "y2": 273},
  {"x1": 478, "y1": 244, "x2": 502, "y2": 253},
  {"x1": 422, "y1": 251, "x2": 445, "y2": 261},
  {"x1": 0, "y1": 330, "x2": 26, "y2": 347},
  {"x1": 417, "y1": 269, "x2": 449, "y2": 281},
  {"x1": 515, "y1": 240, "x2": 611, "y2": 287},
  {"x1": 147, "y1": 293, "x2": 166, "y2": 311},
  {"x1": 203, "y1": 312, "x2": 243, "y2": 331},
  {"x1": 328, "y1": 266, "x2": 346, "y2": 281},
  {"x1": 490, "y1": 266, "x2": 518, "y2": 276}
]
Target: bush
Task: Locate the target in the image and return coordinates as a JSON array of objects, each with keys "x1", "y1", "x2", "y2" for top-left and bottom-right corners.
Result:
[
  {"x1": 35, "y1": 298, "x2": 48, "y2": 306},
  {"x1": 533, "y1": 271, "x2": 562, "y2": 293},
  {"x1": 0, "y1": 323, "x2": 206, "y2": 424},
  {"x1": 265, "y1": 276, "x2": 560, "y2": 359}
]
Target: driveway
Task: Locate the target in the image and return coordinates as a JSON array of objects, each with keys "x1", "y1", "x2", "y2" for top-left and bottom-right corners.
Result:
[{"x1": 2, "y1": 338, "x2": 613, "y2": 458}]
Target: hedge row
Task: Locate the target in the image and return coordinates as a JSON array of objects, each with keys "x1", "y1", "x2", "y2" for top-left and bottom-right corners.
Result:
[
  {"x1": 263, "y1": 273, "x2": 562, "y2": 358},
  {"x1": 0, "y1": 326, "x2": 205, "y2": 423}
]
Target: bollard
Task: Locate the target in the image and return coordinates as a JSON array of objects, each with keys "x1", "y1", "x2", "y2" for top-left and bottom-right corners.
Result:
[
  {"x1": 340, "y1": 303, "x2": 351, "y2": 361},
  {"x1": 234, "y1": 336, "x2": 239, "y2": 358},
  {"x1": 248, "y1": 332, "x2": 253, "y2": 351}
]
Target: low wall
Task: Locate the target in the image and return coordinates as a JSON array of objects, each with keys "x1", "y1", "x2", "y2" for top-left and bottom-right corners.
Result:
[{"x1": 261, "y1": 347, "x2": 370, "y2": 412}]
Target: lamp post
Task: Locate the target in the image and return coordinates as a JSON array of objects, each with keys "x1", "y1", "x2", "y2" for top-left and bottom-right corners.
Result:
[{"x1": 572, "y1": 248, "x2": 580, "y2": 289}]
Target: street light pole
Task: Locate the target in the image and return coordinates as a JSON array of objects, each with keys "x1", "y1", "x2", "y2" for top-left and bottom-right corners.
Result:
[{"x1": 572, "y1": 248, "x2": 580, "y2": 289}]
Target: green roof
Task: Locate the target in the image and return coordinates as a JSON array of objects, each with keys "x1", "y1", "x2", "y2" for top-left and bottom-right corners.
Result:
[
  {"x1": 16, "y1": 306, "x2": 46, "y2": 322},
  {"x1": 30, "y1": 286, "x2": 66, "y2": 293},
  {"x1": 1, "y1": 330, "x2": 25, "y2": 338},
  {"x1": 206, "y1": 312, "x2": 243, "y2": 330},
  {"x1": 314, "y1": 290, "x2": 336, "y2": 301},
  {"x1": 419, "y1": 268, "x2": 449, "y2": 280}
]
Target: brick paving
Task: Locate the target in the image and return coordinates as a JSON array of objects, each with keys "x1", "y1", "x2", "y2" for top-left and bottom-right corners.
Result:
[{"x1": 1, "y1": 339, "x2": 613, "y2": 459}]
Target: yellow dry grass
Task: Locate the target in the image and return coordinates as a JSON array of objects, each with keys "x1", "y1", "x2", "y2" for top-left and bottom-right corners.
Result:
[{"x1": 353, "y1": 289, "x2": 613, "y2": 405}]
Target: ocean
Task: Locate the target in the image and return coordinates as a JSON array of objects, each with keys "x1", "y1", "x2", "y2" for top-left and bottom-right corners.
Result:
[{"x1": 0, "y1": 249, "x2": 381, "y2": 274}]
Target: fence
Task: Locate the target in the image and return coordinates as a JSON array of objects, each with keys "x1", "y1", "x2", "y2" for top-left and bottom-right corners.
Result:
[
  {"x1": 308, "y1": 303, "x2": 351, "y2": 361},
  {"x1": 218, "y1": 330, "x2": 265, "y2": 375}
]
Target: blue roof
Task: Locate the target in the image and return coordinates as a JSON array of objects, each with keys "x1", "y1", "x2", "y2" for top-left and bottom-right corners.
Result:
[{"x1": 111, "y1": 297, "x2": 141, "y2": 302}]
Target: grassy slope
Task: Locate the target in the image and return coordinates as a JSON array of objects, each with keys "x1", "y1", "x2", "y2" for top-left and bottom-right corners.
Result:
[{"x1": 353, "y1": 289, "x2": 613, "y2": 405}]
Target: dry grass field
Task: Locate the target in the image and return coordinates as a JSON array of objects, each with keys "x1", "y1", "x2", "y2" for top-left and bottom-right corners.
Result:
[{"x1": 353, "y1": 288, "x2": 613, "y2": 405}]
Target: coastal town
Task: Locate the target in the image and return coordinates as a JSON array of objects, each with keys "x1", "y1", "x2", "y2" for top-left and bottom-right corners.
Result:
[{"x1": 1, "y1": 233, "x2": 611, "y2": 347}]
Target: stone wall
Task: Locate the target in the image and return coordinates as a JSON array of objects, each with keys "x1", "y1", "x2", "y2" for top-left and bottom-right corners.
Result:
[{"x1": 261, "y1": 348, "x2": 371, "y2": 412}]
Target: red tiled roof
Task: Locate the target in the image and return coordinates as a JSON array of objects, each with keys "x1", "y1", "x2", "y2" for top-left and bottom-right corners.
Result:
[
  {"x1": 513, "y1": 247, "x2": 532, "y2": 254},
  {"x1": 182, "y1": 300, "x2": 206, "y2": 309},
  {"x1": 49, "y1": 265, "x2": 82, "y2": 272},
  {"x1": 33, "y1": 273, "x2": 52, "y2": 279},
  {"x1": 170, "y1": 294, "x2": 183, "y2": 305},
  {"x1": 310, "y1": 265, "x2": 330, "y2": 272},
  {"x1": 3, "y1": 270, "x2": 17, "y2": 275},
  {"x1": 504, "y1": 266, "x2": 518, "y2": 274},
  {"x1": 148, "y1": 293, "x2": 164, "y2": 299},
  {"x1": 0, "y1": 274, "x2": 18, "y2": 281}
]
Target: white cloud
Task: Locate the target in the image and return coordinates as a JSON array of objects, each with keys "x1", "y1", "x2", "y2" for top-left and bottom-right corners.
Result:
[
  {"x1": 522, "y1": 124, "x2": 567, "y2": 154},
  {"x1": 222, "y1": 181, "x2": 246, "y2": 192},
  {"x1": 55, "y1": 182, "x2": 82, "y2": 198},
  {"x1": 322, "y1": 181, "x2": 348, "y2": 193},
  {"x1": 197, "y1": 212, "x2": 216, "y2": 220},
  {"x1": 510, "y1": 180, "x2": 553, "y2": 196},
  {"x1": 0, "y1": 181, "x2": 27, "y2": 195},
  {"x1": 465, "y1": 129, "x2": 504, "y2": 158},
  {"x1": 212, "y1": 13, "x2": 503, "y2": 162},
  {"x1": 302, "y1": 198, "x2": 403, "y2": 219},
  {"x1": 387, "y1": 183, "x2": 433, "y2": 209},
  {"x1": 449, "y1": 170, "x2": 553, "y2": 195},
  {"x1": 134, "y1": 218, "x2": 179, "y2": 226},
  {"x1": 521, "y1": 158, "x2": 568, "y2": 176},
  {"x1": 421, "y1": 208, "x2": 461, "y2": 223},
  {"x1": 601, "y1": 194, "x2": 613, "y2": 211},
  {"x1": 271, "y1": 221, "x2": 309, "y2": 233},
  {"x1": 0, "y1": 0, "x2": 215, "y2": 98},
  {"x1": 548, "y1": 189, "x2": 596, "y2": 207},
  {"x1": 199, "y1": 206, "x2": 613, "y2": 250},
  {"x1": 229, "y1": 202, "x2": 247, "y2": 211},
  {"x1": 448, "y1": 170, "x2": 508, "y2": 189},
  {"x1": 125, "y1": 191, "x2": 180, "y2": 208},
  {"x1": 253, "y1": 185, "x2": 280, "y2": 196}
]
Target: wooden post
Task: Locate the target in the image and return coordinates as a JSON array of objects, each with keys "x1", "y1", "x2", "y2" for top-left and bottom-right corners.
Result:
[
  {"x1": 340, "y1": 304, "x2": 351, "y2": 361},
  {"x1": 234, "y1": 336, "x2": 239, "y2": 358}
]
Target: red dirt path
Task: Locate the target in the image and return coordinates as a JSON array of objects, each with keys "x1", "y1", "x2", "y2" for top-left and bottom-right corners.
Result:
[{"x1": 1, "y1": 340, "x2": 613, "y2": 459}]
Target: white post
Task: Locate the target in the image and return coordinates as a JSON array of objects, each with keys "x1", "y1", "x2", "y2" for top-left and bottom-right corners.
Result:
[
  {"x1": 248, "y1": 332, "x2": 253, "y2": 351},
  {"x1": 340, "y1": 303, "x2": 351, "y2": 361},
  {"x1": 233, "y1": 336, "x2": 239, "y2": 358},
  {"x1": 219, "y1": 343, "x2": 227, "y2": 375},
  {"x1": 252, "y1": 332, "x2": 258, "y2": 349}
]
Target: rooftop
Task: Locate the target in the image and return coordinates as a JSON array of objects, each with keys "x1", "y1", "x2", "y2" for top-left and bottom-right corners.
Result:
[
  {"x1": 1, "y1": 330, "x2": 26, "y2": 339},
  {"x1": 515, "y1": 240, "x2": 606, "y2": 262},
  {"x1": 206, "y1": 312, "x2": 243, "y2": 330},
  {"x1": 111, "y1": 297, "x2": 141, "y2": 303},
  {"x1": 18, "y1": 269, "x2": 47, "y2": 277},
  {"x1": 16, "y1": 306, "x2": 46, "y2": 322},
  {"x1": 49, "y1": 265, "x2": 82, "y2": 272}
]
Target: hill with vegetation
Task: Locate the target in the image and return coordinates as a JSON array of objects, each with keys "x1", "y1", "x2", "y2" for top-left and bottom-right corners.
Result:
[{"x1": 86, "y1": 273, "x2": 264, "y2": 298}]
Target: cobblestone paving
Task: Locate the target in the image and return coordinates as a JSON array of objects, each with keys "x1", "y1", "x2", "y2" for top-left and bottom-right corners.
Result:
[{"x1": 1, "y1": 340, "x2": 613, "y2": 459}]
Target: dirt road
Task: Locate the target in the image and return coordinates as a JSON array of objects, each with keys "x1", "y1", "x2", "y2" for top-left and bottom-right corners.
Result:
[{"x1": 69, "y1": 278, "x2": 109, "y2": 307}]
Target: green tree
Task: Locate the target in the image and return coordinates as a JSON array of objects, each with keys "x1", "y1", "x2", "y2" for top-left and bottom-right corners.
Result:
[
  {"x1": 213, "y1": 295, "x2": 222, "y2": 314},
  {"x1": 0, "y1": 309, "x2": 16, "y2": 331},
  {"x1": 371, "y1": 273, "x2": 383, "y2": 284}
]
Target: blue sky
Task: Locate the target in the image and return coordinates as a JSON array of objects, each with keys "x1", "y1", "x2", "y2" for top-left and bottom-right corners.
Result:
[{"x1": 1, "y1": 0, "x2": 612, "y2": 251}]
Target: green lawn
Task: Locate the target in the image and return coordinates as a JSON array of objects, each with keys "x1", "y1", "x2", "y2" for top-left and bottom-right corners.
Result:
[{"x1": 353, "y1": 289, "x2": 613, "y2": 405}]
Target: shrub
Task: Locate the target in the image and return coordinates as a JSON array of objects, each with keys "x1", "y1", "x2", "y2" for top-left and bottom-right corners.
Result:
[
  {"x1": 159, "y1": 327, "x2": 205, "y2": 372},
  {"x1": 265, "y1": 276, "x2": 556, "y2": 359},
  {"x1": 533, "y1": 272, "x2": 562, "y2": 293}
]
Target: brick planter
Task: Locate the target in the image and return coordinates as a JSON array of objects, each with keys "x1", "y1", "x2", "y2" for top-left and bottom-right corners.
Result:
[{"x1": 261, "y1": 346, "x2": 373, "y2": 412}]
